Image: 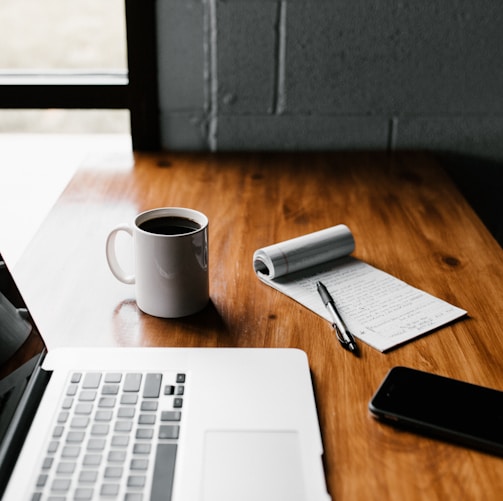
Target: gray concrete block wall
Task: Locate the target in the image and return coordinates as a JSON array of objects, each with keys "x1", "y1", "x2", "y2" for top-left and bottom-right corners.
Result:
[{"x1": 157, "y1": 0, "x2": 503, "y2": 159}]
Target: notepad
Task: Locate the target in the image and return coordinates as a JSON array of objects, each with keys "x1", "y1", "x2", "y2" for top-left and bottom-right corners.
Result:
[{"x1": 253, "y1": 225, "x2": 467, "y2": 352}]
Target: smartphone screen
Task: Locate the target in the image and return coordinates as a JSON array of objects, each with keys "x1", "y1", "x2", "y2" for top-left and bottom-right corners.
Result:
[{"x1": 369, "y1": 366, "x2": 503, "y2": 456}]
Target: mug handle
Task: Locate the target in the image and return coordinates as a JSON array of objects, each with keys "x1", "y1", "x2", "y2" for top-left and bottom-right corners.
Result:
[{"x1": 106, "y1": 224, "x2": 135, "y2": 284}]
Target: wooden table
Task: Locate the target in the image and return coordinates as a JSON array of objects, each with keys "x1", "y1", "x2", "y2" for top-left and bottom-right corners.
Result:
[{"x1": 13, "y1": 151, "x2": 503, "y2": 500}]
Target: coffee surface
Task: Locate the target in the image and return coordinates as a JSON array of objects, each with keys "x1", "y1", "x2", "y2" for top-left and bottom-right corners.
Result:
[{"x1": 139, "y1": 216, "x2": 201, "y2": 235}]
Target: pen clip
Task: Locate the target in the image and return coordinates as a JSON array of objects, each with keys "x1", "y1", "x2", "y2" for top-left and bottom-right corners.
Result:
[
  {"x1": 332, "y1": 323, "x2": 347, "y2": 346},
  {"x1": 332, "y1": 323, "x2": 358, "y2": 354}
]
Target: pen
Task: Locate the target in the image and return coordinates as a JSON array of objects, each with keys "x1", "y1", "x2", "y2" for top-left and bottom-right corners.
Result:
[{"x1": 316, "y1": 281, "x2": 359, "y2": 355}]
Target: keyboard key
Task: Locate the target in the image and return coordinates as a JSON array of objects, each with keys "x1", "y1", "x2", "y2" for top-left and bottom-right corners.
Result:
[
  {"x1": 127, "y1": 475, "x2": 146, "y2": 488},
  {"x1": 71, "y1": 417, "x2": 90, "y2": 429},
  {"x1": 71, "y1": 373, "x2": 82, "y2": 383},
  {"x1": 98, "y1": 397, "x2": 116, "y2": 408},
  {"x1": 133, "y1": 443, "x2": 151, "y2": 455},
  {"x1": 61, "y1": 397, "x2": 74, "y2": 409},
  {"x1": 176, "y1": 386, "x2": 184, "y2": 396},
  {"x1": 102, "y1": 385, "x2": 120, "y2": 395},
  {"x1": 56, "y1": 462, "x2": 76, "y2": 475},
  {"x1": 42, "y1": 457, "x2": 54, "y2": 470},
  {"x1": 108, "y1": 450, "x2": 126, "y2": 463},
  {"x1": 159, "y1": 425, "x2": 179, "y2": 440},
  {"x1": 91, "y1": 424, "x2": 110, "y2": 436},
  {"x1": 176, "y1": 374, "x2": 186, "y2": 384},
  {"x1": 151, "y1": 444, "x2": 177, "y2": 501},
  {"x1": 61, "y1": 445, "x2": 81, "y2": 458},
  {"x1": 111, "y1": 435, "x2": 130, "y2": 447},
  {"x1": 105, "y1": 373, "x2": 122, "y2": 383},
  {"x1": 66, "y1": 385, "x2": 78, "y2": 396},
  {"x1": 79, "y1": 391, "x2": 97, "y2": 402},
  {"x1": 52, "y1": 426, "x2": 64, "y2": 438},
  {"x1": 140, "y1": 401, "x2": 158, "y2": 412},
  {"x1": 143, "y1": 374, "x2": 162, "y2": 398},
  {"x1": 47, "y1": 441, "x2": 59, "y2": 453},
  {"x1": 121, "y1": 394, "x2": 138, "y2": 405},
  {"x1": 164, "y1": 385, "x2": 174, "y2": 396},
  {"x1": 83, "y1": 454, "x2": 102, "y2": 467},
  {"x1": 79, "y1": 470, "x2": 98, "y2": 483},
  {"x1": 74, "y1": 403, "x2": 93, "y2": 415},
  {"x1": 118, "y1": 407, "x2": 135, "y2": 418},
  {"x1": 52, "y1": 478, "x2": 71, "y2": 492},
  {"x1": 66, "y1": 431, "x2": 85, "y2": 443},
  {"x1": 36, "y1": 474, "x2": 48, "y2": 488},
  {"x1": 161, "y1": 411, "x2": 181, "y2": 422},
  {"x1": 114, "y1": 421, "x2": 133, "y2": 433},
  {"x1": 138, "y1": 414, "x2": 156, "y2": 425},
  {"x1": 131, "y1": 459, "x2": 149, "y2": 470},
  {"x1": 101, "y1": 484, "x2": 120, "y2": 496},
  {"x1": 136, "y1": 429, "x2": 154, "y2": 440},
  {"x1": 74, "y1": 487, "x2": 94, "y2": 500},
  {"x1": 125, "y1": 494, "x2": 143, "y2": 501},
  {"x1": 83, "y1": 373, "x2": 102, "y2": 389},
  {"x1": 104, "y1": 466, "x2": 123, "y2": 479},
  {"x1": 48, "y1": 494, "x2": 69, "y2": 501},
  {"x1": 173, "y1": 398, "x2": 183, "y2": 408},
  {"x1": 87, "y1": 439, "x2": 106, "y2": 451},
  {"x1": 95, "y1": 410, "x2": 113, "y2": 422},
  {"x1": 124, "y1": 373, "x2": 142, "y2": 392}
]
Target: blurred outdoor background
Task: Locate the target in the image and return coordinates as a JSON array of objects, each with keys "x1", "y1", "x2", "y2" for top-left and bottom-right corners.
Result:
[{"x1": 0, "y1": 0, "x2": 130, "y2": 134}]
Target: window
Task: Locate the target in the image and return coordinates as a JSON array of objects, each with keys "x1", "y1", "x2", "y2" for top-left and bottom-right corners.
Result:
[{"x1": 0, "y1": 0, "x2": 159, "y2": 150}]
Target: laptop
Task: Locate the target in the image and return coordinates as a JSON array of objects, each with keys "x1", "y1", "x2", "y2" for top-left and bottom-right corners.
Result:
[{"x1": 0, "y1": 254, "x2": 331, "y2": 501}]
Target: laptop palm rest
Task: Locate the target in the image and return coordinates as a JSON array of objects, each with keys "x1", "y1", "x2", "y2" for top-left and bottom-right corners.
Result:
[{"x1": 202, "y1": 430, "x2": 306, "y2": 501}]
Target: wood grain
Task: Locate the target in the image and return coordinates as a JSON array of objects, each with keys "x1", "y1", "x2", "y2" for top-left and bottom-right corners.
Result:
[{"x1": 13, "y1": 151, "x2": 503, "y2": 500}]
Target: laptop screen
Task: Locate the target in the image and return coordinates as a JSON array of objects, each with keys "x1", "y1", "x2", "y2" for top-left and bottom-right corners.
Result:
[{"x1": 0, "y1": 254, "x2": 46, "y2": 488}]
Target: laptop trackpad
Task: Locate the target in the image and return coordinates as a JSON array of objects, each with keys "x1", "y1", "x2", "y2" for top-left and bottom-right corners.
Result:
[{"x1": 202, "y1": 430, "x2": 306, "y2": 501}]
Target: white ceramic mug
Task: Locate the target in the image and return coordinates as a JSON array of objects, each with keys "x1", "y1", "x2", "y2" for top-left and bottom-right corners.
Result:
[{"x1": 106, "y1": 207, "x2": 209, "y2": 318}]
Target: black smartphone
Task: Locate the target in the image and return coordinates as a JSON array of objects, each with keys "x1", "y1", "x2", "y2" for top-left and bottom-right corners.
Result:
[{"x1": 369, "y1": 366, "x2": 503, "y2": 456}]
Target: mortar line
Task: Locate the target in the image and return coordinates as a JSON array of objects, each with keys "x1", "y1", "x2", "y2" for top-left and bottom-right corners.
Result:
[
  {"x1": 207, "y1": 0, "x2": 218, "y2": 151},
  {"x1": 388, "y1": 116, "x2": 398, "y2": 151},
  {"x1": 272, "y1": 0, "x2": 287, "y2": 115}
]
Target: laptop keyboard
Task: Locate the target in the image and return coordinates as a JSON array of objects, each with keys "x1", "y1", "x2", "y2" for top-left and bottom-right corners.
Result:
[{"x1": 32, "y1": 371, "x2": 186, "y2": 501}]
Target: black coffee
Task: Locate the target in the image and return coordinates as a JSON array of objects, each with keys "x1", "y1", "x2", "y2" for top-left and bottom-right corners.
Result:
[{"x1": 139, "y1": 216, "x2": 201, "y2": 235}]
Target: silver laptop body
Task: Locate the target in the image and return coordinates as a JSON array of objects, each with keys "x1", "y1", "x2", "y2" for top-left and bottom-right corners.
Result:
[{"x1": 0, "y1": 255, "x2": 330, "y2": 500}]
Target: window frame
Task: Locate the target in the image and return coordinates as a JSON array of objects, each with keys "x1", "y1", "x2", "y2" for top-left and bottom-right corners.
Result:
[{"x1": 0, "y1": 0, "x2": 159, "y2": 151}]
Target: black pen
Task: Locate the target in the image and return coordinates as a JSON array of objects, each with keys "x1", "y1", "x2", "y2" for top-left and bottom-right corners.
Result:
[{"x1": 316, "y1": 281, "x2": 359, "y2": 355}]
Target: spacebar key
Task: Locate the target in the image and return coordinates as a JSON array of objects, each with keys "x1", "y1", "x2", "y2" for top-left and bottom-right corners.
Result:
[{"x1": 151, "y1": 443, "x2": 177, "y2": 501}]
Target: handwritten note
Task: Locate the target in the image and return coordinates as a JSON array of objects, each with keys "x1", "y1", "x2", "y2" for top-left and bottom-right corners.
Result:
[{"x1": 254, "y1": 226, "x2": 466, "y2": 352}]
